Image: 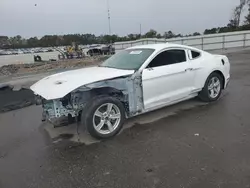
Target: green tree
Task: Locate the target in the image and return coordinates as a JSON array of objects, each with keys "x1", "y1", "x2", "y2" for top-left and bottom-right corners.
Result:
[
  {"x1": 8, "y1": 35, "x2": 24, "y2": 48},
  {"x1": 164, "y1": 31, "x2": 175, "y2": 39},
  {"x1": 27, "y1": 37, "x2": 39, "y2": 47},
  {"x1": 156, "y1": 33, "x2": 162, "y2": 38},
  {"x1": 192, "y1": 32, "x2": 201, "y2": 36},
  {"x1": 204, "y1": 28, "x2": 218, "y2": 34},
  {"x1": 144, "y1": 29, "x2": 157, "y2": 38},
  {"x1": 244, "y1": 4, "x2": 250, "y2": 25},
  {"x1": 127, "y1": 34, "x2": 135, "y2": 40},
  {"x1": 0, "y1": 36, "x2": 9, "y2": 47}
]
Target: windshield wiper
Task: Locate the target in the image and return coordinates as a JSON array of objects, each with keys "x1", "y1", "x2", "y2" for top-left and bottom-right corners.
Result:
[{"x1": 99, "y1": 65, "x2": 114, "y2": 68}]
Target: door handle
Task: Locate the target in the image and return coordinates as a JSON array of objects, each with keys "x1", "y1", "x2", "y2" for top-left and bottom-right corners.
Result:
[{"x1": 185, "y1": 68, "x2": 193, "y2": 71}]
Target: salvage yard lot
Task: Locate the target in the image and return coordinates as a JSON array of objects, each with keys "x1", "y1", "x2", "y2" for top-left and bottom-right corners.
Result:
[{"x1": 0, "y1": 48, "x2": 250, "y2": 188}]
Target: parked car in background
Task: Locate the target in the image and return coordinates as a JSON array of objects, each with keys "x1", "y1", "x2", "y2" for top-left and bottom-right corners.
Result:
[
  {"x1": 31, "y1": 43, "x2": 230, "y2": 139},
  {"x1": 40, "y1": 48, "x2": 49, "y2": 53},
  {"x1": 47, "y1": 48, "x2": 54, "y2": 52},
  {"x1": 17, "y1": 49, "x2": 24, "y2": 54},
  {"x1": 11, "y1": 50, "x2": 18, "y2": 55},
  {"x1": 0, "y1": 50, "x2": 5, "y2": 55},
  {"x1": 30, "y1": 49, "x2": 35, "y2": 53},
  {"x1": 22, "y1": 49, "x2": 30, "y2": 54},
  {"x1": 5, "y1": 51, "x2": 12, "y2": 55}
]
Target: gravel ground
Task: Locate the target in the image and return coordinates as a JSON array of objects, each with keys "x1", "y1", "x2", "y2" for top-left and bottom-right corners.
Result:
[{"x1": 0, "y1": 56, "x2": 109, "y2": 77}]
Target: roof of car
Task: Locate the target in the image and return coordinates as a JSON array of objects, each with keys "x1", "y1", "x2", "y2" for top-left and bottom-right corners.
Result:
[{"x1": 127, "y1": 43, "x2": 202, "y2": 52}]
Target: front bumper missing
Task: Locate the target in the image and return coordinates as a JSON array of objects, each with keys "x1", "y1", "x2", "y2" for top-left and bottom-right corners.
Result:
[{"x1": 40, "y1": 99, "x2": 77, "y2": 127}]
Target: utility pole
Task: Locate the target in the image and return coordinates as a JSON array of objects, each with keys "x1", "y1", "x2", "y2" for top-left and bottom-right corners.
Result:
[
  {"x1": 107, "y1": 0, "x2": 112, "y2": 52},
  {"x1": 107, "y1": 0, "x2": 111, "y2": 36},
  {"x1": 140, "y1": 23, "x2": 142, "y2": 38}
]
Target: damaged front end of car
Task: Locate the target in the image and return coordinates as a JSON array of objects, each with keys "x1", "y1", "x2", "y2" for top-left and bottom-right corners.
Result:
[
  {"x1": 38, "y1": 94, "x2": 78, "y2": 126},
  {"x1": 36, "y1": 73, "x2": 144, "y2": 127}
]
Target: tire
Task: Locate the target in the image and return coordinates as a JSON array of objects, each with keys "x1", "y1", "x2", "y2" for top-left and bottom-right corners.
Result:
[
  {"x1": 81, "y1": 96, "x2": 126, "y2": 139},
  {"x1": 198, "y1": 72, "x2": 223, "y2": 102}
]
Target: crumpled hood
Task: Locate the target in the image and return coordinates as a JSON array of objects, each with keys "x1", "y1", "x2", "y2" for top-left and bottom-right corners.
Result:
[{"x1": 30, "y1": 67, "x2": 134, "y2": 100}]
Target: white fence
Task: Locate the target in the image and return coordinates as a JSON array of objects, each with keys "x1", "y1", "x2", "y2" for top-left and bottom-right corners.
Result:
[{"x1": 114, "y1": 30, "x2": 250, "y2": 51}]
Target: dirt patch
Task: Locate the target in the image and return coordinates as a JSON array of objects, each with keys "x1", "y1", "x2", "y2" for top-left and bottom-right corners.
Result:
[
  {"x1": 0, "y1": 64, "x2": 20, "y2": 75},
  {"x1": 0, "y1": 56, "x2": 109, "y2": 76},
  {"x1": 0, "y1": 84, "x2": 35, "y2": 113}
]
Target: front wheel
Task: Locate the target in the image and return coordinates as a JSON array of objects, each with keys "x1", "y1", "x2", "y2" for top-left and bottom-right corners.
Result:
[
  {"x1": 199, "y1": 72, "x2": 223, "y2": 102},
  {"x1": 81, "y1": 96, "x2": 126, "y2": 139}
]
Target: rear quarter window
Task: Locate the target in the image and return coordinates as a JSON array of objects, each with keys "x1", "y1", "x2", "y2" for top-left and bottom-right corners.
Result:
[{"x1": 191, "y1": 50, "x2": 201, "y2": 59}]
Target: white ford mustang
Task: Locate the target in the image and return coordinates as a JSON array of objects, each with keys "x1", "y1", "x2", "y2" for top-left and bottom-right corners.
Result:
[{"x1": 31, "y1": 43, "x2": 230, "y2": 139}]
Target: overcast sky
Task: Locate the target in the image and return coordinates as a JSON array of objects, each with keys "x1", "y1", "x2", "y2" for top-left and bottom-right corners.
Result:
[{"x1": 0, "y1": 0, "x2": 239, "y2": 38}]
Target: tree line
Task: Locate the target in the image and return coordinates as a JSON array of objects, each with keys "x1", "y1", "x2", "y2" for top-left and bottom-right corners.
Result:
[
  {"x1": 0, "y1": 31, "x2": 196, "y2": 49},
  {"x1": 1, "y1": 1, "x2": 250, "y2": 49}
]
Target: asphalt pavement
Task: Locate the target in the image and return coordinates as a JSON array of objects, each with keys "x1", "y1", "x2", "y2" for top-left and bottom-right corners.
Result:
[{"x1": 1, "y1": 49, "x2": 250, "y2": 188}]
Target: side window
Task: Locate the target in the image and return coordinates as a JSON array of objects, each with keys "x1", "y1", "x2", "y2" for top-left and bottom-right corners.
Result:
[
  {"x1": 147, "y1": 49, "x2": 186, "y2": 68},
  {"x1": 191, "y1": 50, "x2": 201, "y2": 59}
]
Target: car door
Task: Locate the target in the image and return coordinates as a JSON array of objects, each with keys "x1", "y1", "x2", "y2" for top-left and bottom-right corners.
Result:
[{"x1": 142, "y1": 48, "x2": 195, "y2": 110}]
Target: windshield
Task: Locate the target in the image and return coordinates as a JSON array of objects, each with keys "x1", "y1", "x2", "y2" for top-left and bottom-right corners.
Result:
[{"x1": 100, "y1": 48, "x2": 155, "y2": 70}]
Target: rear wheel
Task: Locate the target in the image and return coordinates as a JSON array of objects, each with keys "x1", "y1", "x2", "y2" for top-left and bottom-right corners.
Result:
[
  {"x1": 81, "y1": 96, "x2": 125, "y2": 139},
  {"x1": 199, "y1": 72, "x2": 223, "y2": 102}
]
